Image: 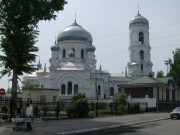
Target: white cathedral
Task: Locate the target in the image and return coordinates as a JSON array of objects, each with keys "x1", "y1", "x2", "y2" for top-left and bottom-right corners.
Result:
[{"x1": 23, "y1": 11, "x2": 154, "y2": 100}]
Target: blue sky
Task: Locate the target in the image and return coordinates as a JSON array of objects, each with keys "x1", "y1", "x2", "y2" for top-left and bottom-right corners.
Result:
[{"x1": 0, "y1": 0, "x2": 180, "y2": 90}]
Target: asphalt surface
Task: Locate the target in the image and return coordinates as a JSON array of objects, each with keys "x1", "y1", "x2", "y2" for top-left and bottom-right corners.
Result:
[{"x1": 0, "y1": 112, "x2": 170, "y2": 135}]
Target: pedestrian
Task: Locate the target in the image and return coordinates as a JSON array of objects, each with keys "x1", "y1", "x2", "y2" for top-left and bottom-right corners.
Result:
[{"x1": 25, "y1": 103, "x2": 32, "y2": 131}]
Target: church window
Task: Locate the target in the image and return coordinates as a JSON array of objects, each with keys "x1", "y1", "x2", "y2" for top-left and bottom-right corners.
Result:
[
  {"x1": 140, "y1": 50, "x2": 144, "y2": 60},
  {"x1": 139, "y1": 32, "x2": 144, "y2": 44},
  {"x1": 141, "y1": 64, "x2": 143, "y2": 70},
  {"x1": 61, "y1": 84, "x2": 66, "y2": 94},
  {"x1": 74, "y1": 84, "x2": 78, "y2": 94},
  {"x1": 63, "y1": 49, "x2": 66, "y2": 58},
  {"x1": 81, "y1": 49, "x2": 84, "y2": 58},
  {"x1": 98, "y1": 85, "x2": 101, "y2": 95},
  {"x1": 68, "y1": 82, "x2": 72, "y2": 94},
  {"x1": 110, "y1": 87, "x2": 114, "y2": 96}
]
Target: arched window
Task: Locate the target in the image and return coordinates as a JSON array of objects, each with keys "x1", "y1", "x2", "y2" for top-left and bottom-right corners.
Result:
[
  {"x1": 74, "y1": 84, "x2": 78, "y2": 94},
  {"x1": 140, "y1": 50, "x2": 144, "y2": 60},
  {"x1": 63, "y1": 49, "x2": 66, "y2": 58},
  {"x1": 81, "y1": 49, "x2": 84, "y2": 58},
  {"x1": 98, "y1": 85, "x2": 101, "y2": 95},
  {"x1": 110, "y1": 87, "x2": 114, "y2": 96},
  {"x1": 141, "y1": 64, "x2": 143, "y2": 70},
  {"x1": 68, "y1": 82, "x2": 72, "y2": 94},
  {"x1": 61, "y1": 84, "x2": 66, "y2": 94},
  {"x1": 139, "y1": 32, "x2": 144, "y2": 44}
]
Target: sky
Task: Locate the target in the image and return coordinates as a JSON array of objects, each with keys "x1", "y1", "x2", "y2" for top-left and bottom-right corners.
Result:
[{"x1": 0, "y1": 0, "x2": 180, "y2": 90}]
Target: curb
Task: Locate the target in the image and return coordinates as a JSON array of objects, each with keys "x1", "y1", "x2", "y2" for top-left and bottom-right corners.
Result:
[{"x1": 56, "y1": 117, "x2": 169, "y2": 135}]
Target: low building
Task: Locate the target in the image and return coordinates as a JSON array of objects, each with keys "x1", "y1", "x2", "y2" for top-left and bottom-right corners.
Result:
[{"x1": 23, "y1": 88, "x2": 59, "y2": 102}]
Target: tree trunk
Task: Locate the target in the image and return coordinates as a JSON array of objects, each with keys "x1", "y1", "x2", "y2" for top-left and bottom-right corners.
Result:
[{"x1": 11, "y1": 66, "x2": 18, "y2": 117}]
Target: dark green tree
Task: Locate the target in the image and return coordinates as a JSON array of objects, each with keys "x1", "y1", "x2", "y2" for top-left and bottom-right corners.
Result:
[
  {"x1": 156, "y1": 70, "x2": 164, "y2": 78},
  {"x1": 0, "y1": 0, "x2": 67, "y2": 114},
  {"x1": 168, "y1": 48, "x2": 180, "y2": 86}
]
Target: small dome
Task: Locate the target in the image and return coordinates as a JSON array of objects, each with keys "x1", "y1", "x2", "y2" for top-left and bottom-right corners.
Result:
[
  {"x1": 57, "y1": 21, "x2": 93, "y2": 43},
  {"x1": 37, "y1": 60, "x2": 42, "y2": 69},
  {"x1": 129, "y1": 13, "x2": 149, "y2": 28},
  {"x1": 51, "y1": 45, "x2": 60, "y2": 51},
  {"x1": 86, "y1": 44, "x2": 96, "y2": 52}
]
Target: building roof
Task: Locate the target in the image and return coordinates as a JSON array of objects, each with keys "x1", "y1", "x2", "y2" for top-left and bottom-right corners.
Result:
[
  {"x1": 125, "y1": 76, "x2": 163, "y2": 85},
  {"x1": 58, "y1": 62, "x2": 84, "y2": 70},
  {"x1": 129, "y1": 13, "x2": 149, "y2": 28},
  {"x1": 57, "y1": 20, "x2": 93, "y2": 43}
]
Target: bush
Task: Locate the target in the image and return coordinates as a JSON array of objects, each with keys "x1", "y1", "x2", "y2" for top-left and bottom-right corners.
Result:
[
  {"x1": 33, "y1": 105, "x2": 39, "y2": 117},
  {"x1": 98, "y1": 109, "x2": 111, "y2": 115},
  {"x1": 42, "y1": 105, "x2": 48, "y2": 116},
  {"x1": 1, "y1": 106, "x2": 8, "y2": 113},
  {"x1": 128, "y1": 103, "x2": 139, "y2": 114},
  {"x1": 76, "y1": 99, "x2": 89, "y2": 118},
  {"x1": 66, "y1": 93, "x2": 89, "y2": 118},
  {"x1": 66, "y1": 105, "x2": 76, "y2": 118}
]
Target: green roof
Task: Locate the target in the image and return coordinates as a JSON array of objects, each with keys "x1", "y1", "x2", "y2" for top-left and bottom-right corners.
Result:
[{"x1": 125, "y1": 76, "x2": 164, "y2": 85}]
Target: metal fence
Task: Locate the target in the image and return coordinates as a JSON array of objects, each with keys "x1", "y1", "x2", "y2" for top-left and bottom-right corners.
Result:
[{"x1": 0, "y1": 99, "x2": 148, "y2": 121}]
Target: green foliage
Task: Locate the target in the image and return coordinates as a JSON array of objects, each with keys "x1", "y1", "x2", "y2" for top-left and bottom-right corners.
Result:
[
  {"x1": 75, "y1": 99, "x2": 89, "y2": 118},
  {"x1": 22, "y1": 82, "x2": 39, "y2": 90},
  {"x1": 33, "y1": 105, "x2": 39, "y2": 116},
  {"x1": 72, "y1": 93, "x2": 86, "y2": 102},
  {"x1": 0, "y1": 0, "x2": 67, "y2": 114},
  {"x1": 128, "y1": 103, "x2": 139, "y2": 114},
  {"x1": 66, "y1": 105, "x2": 76, "y2": 118},
  {"x1": 1, "y1": 106, "x2": 8, "y2": 113},
  {"x1": 66, "y1": 93, "x2": 89, "y2": 118},
  {"x1": 168, "y1": 48, "x2": 180, "y2": 86},
  {"x1": 114, "y1": 92, "x2": 127, "y2": 106},
  {"x1": 114, "y1": 92, "x2": 128, "y2": 114},
  {"x1": 42, "y1": 105, "x2": 48, "y2": 116},
  {"x1": 156, "y1": 70, "x2": 164, "y2": 78},
  {"x1": 98, "y1": 109, "x2": 111, "y2": 115}
]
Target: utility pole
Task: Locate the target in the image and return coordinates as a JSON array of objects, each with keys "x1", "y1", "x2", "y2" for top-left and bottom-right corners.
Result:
[{"x1": 164, "y1": 58, "x2": 171, "y2": 75}]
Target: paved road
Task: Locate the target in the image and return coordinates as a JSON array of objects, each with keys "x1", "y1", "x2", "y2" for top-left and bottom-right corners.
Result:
[
  {"x1": 82, "y1": 119, "x2": 180, "y2": 135},
  {"x1": 0, "y1": 112, "x2": 169, "y2": 135}
]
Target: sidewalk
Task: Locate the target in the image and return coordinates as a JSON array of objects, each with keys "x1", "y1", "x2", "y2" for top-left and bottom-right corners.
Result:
[{"x1": 0, "y1": 112, "x2": 169, "y2": 135}]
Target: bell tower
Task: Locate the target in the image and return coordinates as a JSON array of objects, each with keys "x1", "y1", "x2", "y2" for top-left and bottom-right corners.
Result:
[{"x1": 127, "y1": 10, "x2": 154, "y2": 78}]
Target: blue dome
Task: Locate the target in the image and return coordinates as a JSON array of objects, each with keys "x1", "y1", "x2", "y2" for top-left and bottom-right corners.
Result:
[
  {"x1": 129, "y1": 13, "x2": 149, "y2": 27},
  {"x1": 57, "y1": 21, "x2": 93, "y2": 43}
]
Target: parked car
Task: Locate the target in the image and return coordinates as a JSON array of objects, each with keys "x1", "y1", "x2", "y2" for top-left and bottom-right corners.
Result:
[{"x1": 170, "y1": 107, "x2": 180, "y2": 119}]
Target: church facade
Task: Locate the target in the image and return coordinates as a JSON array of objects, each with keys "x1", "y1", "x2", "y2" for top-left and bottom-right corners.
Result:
[{"x1": 23, "y1": 11, "x2": 155, "y2": 101}]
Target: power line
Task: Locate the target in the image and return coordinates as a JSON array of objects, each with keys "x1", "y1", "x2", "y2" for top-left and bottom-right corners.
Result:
[
  {"x1": 96, "y1": 43, "x2": 180, "y2": 56},
  {"x1": 94, "y1": 21, "x2": 180, "y2": 40},
  {"x1": 96, "y1": 33, "x2": 180, "y2": 49}
]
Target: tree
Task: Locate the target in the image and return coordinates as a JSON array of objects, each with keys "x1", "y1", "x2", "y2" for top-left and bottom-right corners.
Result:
[
  {"x1": 114, "y1": 92, "x2": 127, "y2": 114},
  {"x1": 0, "y1": 0, "x2": 67, "y2": 115},
  {"x1": 21, "y1": 82, "x2": 39, "y2": 90},
  {"x1": 114, "y1": 92, "x2": 127, "y2": 106},
  {"x1": 156, "y1": 70, "x2": 164, "y2": 78},
  {"x1": 168, "y1": 48, "x2": 180, "y2": 86}
]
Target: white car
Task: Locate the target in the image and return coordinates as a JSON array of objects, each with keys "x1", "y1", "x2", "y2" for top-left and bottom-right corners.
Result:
[{"x1": 170, "y1": 107, "x2": 180, "y2": 119}]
